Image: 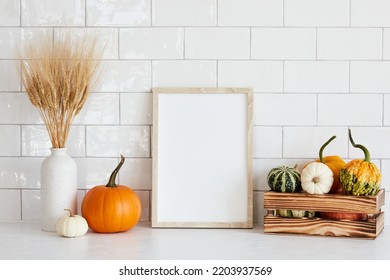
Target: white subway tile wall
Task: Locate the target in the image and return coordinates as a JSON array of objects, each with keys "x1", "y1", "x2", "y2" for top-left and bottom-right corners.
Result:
[
  {"x1": 152, "y1": 60, "x2": 217, "y2": 88},
  {"x1": 351, "y1": 0, "x2": 390, "y2": 27},
  {"x1": 0, "y1": 125, "x2": 20, "y2": 156},
  {"x1": 0, "y1": 190, "x2": 21, "y2": 220},
  {"x1": 21, "y1": 125, "x2": 86, "y2": 157},
  {"x1": 350, "y1": 61, "x2": 390, "y2": 93},
  {"x1": 0, "y1": 0, "x2": 389, "y2": 224},
  {"x1": 152, "y1": 0, "x2": 216, "y2": 26},
  {"x1": 75, "y1": 92, "x2": 120, "y2": 125},
  {"x1": 253, "y1": 94, "x2": 316, "y2": 125},
  {"x1": 74, "y1": 157, "x2": 117, "y2": 189},
  {"x1": 283, "y1": 127, "x2": 348, "y2": 159},
  {"x1": 251, "y1": 28, "x2": 316, "y2": 60},
  {"x1": 285, "y1": 0, "x2": 350, "y2": 27},
  {"x1": 0, "y1": 0, "x2": 20, "y2": 26},
  {"x1": 382, "y1": 160, "x2": 390, "y2": 191},
  {"x1": 119, "y1": 28, "x2": 184, "y2": 59},
  {"x1": 0, "y1": 93, "x2": 41, "y2": 124},
  {"x1": 0, "y1": 60, "x2": 20, "y2": 91},
  {"x1": 317, "y1": 28, "x2": 382, "y2": 60},
  {"x1": 185, "y1": 28, "x2": 250, "y2": 59},
  {"x1": 218, "y1": 0, "x2": 283, "y2": 26},
  {"x1": 218, "y1": 61, "x2": 283, "y2": 92},
  {"x1": 253, "y1": 127, "x2": 282, "y2": 158},
  {"x1": 96, "y1": 60, "x2": 151, "y2": 92},
  {"x1": 318, "y1": 94, "x2": 383, "y2": 126},
  {"x1": 284, "y1": 61, "x2": 350, "y2": 92},
  {"x1": 86, "y1": 0, "x2": 151, "y2": 27},
  {"x1": 55, "y1": 28, "x2": 119, "y2": 60},
  {"x1": 21, "y1": 0, "x2": 85, "y2": 27}
]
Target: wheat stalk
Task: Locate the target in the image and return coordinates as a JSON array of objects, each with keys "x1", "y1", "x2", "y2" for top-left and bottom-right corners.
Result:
[{"x1": 18, "y1": 32, "x2": 103, "y2": 148}]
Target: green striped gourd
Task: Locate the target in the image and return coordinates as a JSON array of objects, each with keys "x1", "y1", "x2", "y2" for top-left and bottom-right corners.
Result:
[{"x1": 267, "y1": 165, "x2": 301, "y2": 193}]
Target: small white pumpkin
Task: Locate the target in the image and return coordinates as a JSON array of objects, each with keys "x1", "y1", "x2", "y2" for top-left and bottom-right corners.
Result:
[
  {"x1": 301, "y1": 162, "x2": 334, "y2": 194},
  {"x1": 56, "y1": 209, "x2": 88, "y2": 238}
]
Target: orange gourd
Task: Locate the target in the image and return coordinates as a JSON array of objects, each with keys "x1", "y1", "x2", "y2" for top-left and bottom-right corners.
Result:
[
  {"x1": 81, "y1": 155, "x2": 141, "y2": 233},
  {"x1": 339, "y1": 129, "x2": 381, "y2": 196},
  {"x1": 319, "y1": 212, "x2": 367, "y2": 221},
  {"x1": 315, "y1": 136, "x2": 346, "y2": 194}
]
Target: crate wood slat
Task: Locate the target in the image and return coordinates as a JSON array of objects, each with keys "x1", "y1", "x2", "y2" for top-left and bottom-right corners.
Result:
[
  {"x1": 264, "y1": 189, "x2": 384, "y2": 214},
  {"x1": 263, "y1": 189, "x2": 385, "y2": 239},
  {"x1": 264, "y1": 213, "x2": 384, "y2": 239}
]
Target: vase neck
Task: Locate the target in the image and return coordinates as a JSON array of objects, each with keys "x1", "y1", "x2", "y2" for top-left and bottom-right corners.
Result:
[{"x1": 50, "y1": 148, "x2": 68, "y2": 155}]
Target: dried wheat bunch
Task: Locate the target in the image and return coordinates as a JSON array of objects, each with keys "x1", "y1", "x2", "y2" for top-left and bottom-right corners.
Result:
[{"x1": 18, "y1": 32, "x2": 103, "y2": 148}]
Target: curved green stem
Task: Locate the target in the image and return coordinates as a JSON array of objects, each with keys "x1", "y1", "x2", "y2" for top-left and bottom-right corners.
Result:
[
  {"x1": 106, "y1": 154, "x2": 125, "y2": 188},
  {"x1": 348, "y1": 128, "x2": 370, "y2": 162},
  {"x1": 319, "y1": 135, "x2": 336, "y2": 163}
]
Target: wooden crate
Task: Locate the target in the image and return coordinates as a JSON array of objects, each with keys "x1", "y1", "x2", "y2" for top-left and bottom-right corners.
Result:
[{"x1": 263, "y1": 189, "x2": 385, "y2": 239}]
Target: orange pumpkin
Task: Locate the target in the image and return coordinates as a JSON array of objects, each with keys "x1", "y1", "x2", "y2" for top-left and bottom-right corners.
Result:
[
  {"x1": 319, "y1": 212, "x2": 367, "y2": 221},
  {"x1": 81, "y1": 155, "x2": 141, "y2": 233},
  {"x1": 315, "y1": 136, "x2": 346, "y2": 194}
]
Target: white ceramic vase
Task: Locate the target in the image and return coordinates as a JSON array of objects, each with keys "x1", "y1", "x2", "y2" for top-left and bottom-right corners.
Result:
[{"x1": 40, "y1": 148, "x2": 77, "y2": 232}]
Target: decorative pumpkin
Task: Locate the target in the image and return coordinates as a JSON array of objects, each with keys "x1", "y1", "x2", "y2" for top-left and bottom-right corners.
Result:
[
  {"x1": 301, "y1": 162, "x2": 333, "y2": 194},
  {"x1": 276, "y1": 209, "x2": 315, "y2": 218},
  {"x1": 267, "y1": 165, "x2": 301, "y2": 193},
  {"x1": 81, "y1": 155, "x2": 141, "y2": 233},
  {"x1": 319, "y1": 212, "x2": 367, "y2": 221},
  {"x1": 314, "y1": 136, "x2": 346, "y2": 194},
  {"x1": 340, "y1": 129, "x2": 381, "y2": 196},
  {"x1": 56, "y1": 209, "x2": 88, "y2": 238}
]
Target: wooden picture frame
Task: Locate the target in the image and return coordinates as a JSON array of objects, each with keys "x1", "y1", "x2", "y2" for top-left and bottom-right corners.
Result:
[{"x1": 152, "y1": 87, "x2": 253, "y2": 228}]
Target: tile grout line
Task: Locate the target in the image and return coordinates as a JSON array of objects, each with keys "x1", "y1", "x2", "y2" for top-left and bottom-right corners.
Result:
[
  {"x1": 215, "y1": 59, "x2": 218, "y2": 87},
  {"x1": 315, "y1": 28, "x2": 318, "y2": 60},
  {"x1": 2, "y1": 58, "x2": 390, "y2": 62},
  {"x1": 20, "y1": 189, "x2": 23, "y2": 221},
  {"x1": 6, "y1": 25, "x2": 389, "y2": 29},
  {"x1": 84, "y1": 0, "x2": 87, "y2": 27},
  {"x1": 19, "y1": 124, "x2": 23, "y2": 157},
  {"x1": 84, "y1": 125, "x2": 88, "y2": 157},
  {"x1": 216, "y1": 0, "x2": 219, "y2": 26},
  {"x1": 282, "y1": 61, "x2": 285, "y2": 93},
  {"x1": 249, "y1": 27, "x2": 252, "y2": 60},
  {"x1": 117, "y1": 28, "x2": 121, "y2": 59},
  {"x1": 281, "y1": 126, "x2": 284, "y2": 159},
  {"x1": 316, "y1": 93, "x2": 319, "y2": 126},
  {"x1": 84, "y1": 125, "x2": 87, "y2": 157},
  {"x1": 19, "y1": 0, "x2": 22, "y2": 27},
  {"x1": 382, "y1": 27, "x2": 384, "y2": 127},
  {"x1": 183, "y1": 27, "x2": 186, "y2": 59},
  {"x1": 349, "y1": 0, "x2": 352, "y2": 27},
  {"x1": 150, "y1": 0, "x2": 153, "y2": 27},
  {"x1": 383, "y1": 94, "x2": 385, "y2": 126},
  {"x1": 382, "y1": 28, "x2": 385, "y2": 60},
  {"x1": 348, "y1": 60, "x2": 351, "y2": 94},
  {"x1": 118, "y1": 92, "x2": 122, "y2": 125}
]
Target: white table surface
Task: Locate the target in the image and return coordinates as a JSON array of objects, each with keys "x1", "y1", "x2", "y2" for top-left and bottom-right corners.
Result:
[{"x1": 0, "y1": 221, "x2": 389, "y2": 260}]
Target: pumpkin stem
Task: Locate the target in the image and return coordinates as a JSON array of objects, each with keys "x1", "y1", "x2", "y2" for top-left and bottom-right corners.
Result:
[
  {"x1": 313, "y1": 177, "x2": 320, "y2": 184},
  {"x1": 319, "y1": 135, "x2": 336, "y2": 163},
  {"x1": 348, "y1": 129, "x2": 370, "y2": 162},
  {"x1": 64, "y1": 208, "x2": 74, "y2": 217},
  {"x1": 106, "y1": 155, "x2": 125, "y2": 188}
]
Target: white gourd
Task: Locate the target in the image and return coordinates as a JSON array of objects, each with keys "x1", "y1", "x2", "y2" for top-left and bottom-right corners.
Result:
[
  {"x1": 56, "y1": 209, "x2": 88, "y2": 238},
  {"x1": 301, "y1": 162, "x2": 334, "y2": 194}
]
